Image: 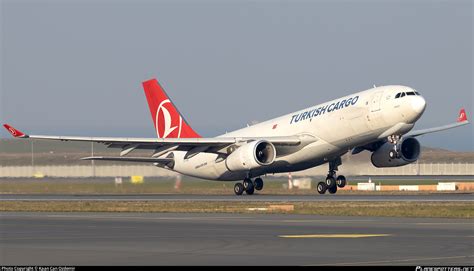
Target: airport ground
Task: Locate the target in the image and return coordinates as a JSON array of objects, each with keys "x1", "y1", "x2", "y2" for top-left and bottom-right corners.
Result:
[
  {"x1": 1, "y1": 176, "x2": 473, "y2": 265},
  {"x1": 1, "y1": 212, "x2": 473, "y2": 265},
  {"x1": 1, "y1": 198, "x2": 473, "y2": 218}
]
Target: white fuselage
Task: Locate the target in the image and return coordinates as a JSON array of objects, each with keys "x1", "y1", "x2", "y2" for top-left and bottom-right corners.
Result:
[{"x1": 169, "y1": 85, "x2": 426, "y2": 181}]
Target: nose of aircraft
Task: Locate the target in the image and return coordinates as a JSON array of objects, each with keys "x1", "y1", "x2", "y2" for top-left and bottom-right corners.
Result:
[{"x1": 411, "y1": 95, "x2": 426, "y2": 114}]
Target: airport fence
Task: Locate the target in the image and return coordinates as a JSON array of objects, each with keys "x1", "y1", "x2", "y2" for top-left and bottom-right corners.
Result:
[{"x1": 0, "y1": 162, "x2": 473, "y2": 178}]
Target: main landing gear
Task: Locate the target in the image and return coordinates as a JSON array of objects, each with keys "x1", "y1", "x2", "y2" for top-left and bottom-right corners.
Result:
[
  {"x1": 234, "y1": 177, "x2": 264, "y2": 195},
  {"x1": 317, "y1": 173, "x2": 346, "y2": 195},
  {"x1": 317, "y1": 158, "x2": 347, "y2": 195}
]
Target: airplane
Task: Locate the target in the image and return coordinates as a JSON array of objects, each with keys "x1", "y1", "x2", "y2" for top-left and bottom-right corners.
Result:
[{"x1": 3, "y1": 78, "x2": 470, "y2": 195}]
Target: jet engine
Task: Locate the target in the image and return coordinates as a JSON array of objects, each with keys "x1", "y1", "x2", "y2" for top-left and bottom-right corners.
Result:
[
  {"x1": 225, "y1": 140, "x2": 276, "y2": 172},
  {"x1": 371, "y1": 137, "x2": 420, "y2": 167}
]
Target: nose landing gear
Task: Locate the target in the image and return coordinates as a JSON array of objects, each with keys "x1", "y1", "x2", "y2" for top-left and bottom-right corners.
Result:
[{"x1": 388, "y1": 135, "x2": 401, "y2": 159}]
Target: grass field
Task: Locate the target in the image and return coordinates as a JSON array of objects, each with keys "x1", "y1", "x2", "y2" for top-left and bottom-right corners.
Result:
[
  {"x1": 1, "y1": 176, "x2": 473, "y2": 195},
  {"x1": 1, "y1": 201, "x2": 472, "y2": 218},
  {"x1": 2, "y1": 177, "x2": 472, "y2": 218}
]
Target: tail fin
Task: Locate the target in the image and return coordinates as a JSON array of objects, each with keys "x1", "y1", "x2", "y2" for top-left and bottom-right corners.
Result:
[{"x1": 142, "y1": 78, "x2": 201, "y2": 138}]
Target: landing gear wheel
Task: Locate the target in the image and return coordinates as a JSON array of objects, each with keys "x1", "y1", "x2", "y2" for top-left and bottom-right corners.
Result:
[
  {"x1": 336, "y1": 175, "x2": 346, "y2": 188},
  {"x1": 317, "y1": 182, "x2": 328, "y2": 194},
  {"x1": 234, "y1": 183, "x2": 244, "y2": 195},
  {"x1": 245, "y1": 185, "x2": 255, "y2": 195},
  {"x1": 243, "y1": 178, "x2": 253, "y2": 190},
  {"x1": 328, "y1": 185, "x2": 337, "y2": 194},
  {"x1": 254, "y1": 178, "x2": 264, "y2": 191},
  {"x1": 389, "y1": 150, "x2": 397, "y2": 159},
  {"x1": 326, "y1": 177, "x2": 336, "y2": 189}
]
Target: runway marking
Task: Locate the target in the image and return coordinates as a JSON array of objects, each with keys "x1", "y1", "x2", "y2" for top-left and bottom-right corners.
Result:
[
  {"x1": 279, "y1": 234, "x2": 392, "y2": 238},
  {"x1": 313, "y1": 255, "x2": 474, "y2": 266}
]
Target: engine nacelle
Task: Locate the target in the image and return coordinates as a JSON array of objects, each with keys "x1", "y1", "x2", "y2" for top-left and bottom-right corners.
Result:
[
  {"x1": 225, "y1": 140, "x2": 276, "y2": 172},
  {"x1": 371, "y1": 137, "x2": 420, "y2": 167}
]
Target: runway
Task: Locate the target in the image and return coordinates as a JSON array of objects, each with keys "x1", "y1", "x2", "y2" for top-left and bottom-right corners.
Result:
[
  {"x1": 1, "y1": 212, "x2": 472, "y2": 265},
  {"x1": 1, "y1": 193, "x2": 473, "y2": 202}
]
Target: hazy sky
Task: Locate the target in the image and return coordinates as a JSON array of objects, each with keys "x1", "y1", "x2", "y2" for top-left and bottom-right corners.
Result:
[{"x1": 1, "y1": 0, "x2": 473, "y2": 151}]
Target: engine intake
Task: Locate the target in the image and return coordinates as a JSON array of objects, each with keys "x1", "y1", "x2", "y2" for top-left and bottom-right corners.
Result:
[
  {"x1": 371, "y1": 137, "x2": 420, "y2": 167},
  {"x1": 225, "y1": 140, "x2": 276, "y2": 172}
]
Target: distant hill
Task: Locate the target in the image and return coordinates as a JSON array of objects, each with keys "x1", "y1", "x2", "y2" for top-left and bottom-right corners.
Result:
[{"x1": 0, "y1": 139, "x2": 472, "y2": 166}]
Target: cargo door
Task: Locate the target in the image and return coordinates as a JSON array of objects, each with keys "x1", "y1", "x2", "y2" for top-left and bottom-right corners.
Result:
[{"x1": 367, "y1": 91, "x2": 385, "y2": 130}]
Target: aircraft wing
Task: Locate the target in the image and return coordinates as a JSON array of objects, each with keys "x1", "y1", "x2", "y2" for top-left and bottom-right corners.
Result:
[
  {"x1": 3, "y1": 124, "x2": 302, "y2": 156},
  {"x1": 351, "y1": 108, "x2": 469, "y2": 155},
  {"x1": 404, "y1": 108, "x2": 469, "y2": 138}
]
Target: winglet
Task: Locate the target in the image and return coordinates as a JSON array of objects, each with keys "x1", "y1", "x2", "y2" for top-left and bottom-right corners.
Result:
[
  {"x1": 3, "y1": 124, "x2": 28, "y2": 138},
  {"x1": 457, "y1": 108, "x2": 468, "y2": 122}
]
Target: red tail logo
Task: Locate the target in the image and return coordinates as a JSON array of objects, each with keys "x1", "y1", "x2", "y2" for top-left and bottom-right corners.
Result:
[{"x1": 142, "y1": 79, "x2": 201, "y2": 138}]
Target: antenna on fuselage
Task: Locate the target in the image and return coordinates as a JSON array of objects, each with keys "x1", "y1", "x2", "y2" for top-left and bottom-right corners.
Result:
[{"x1": 373, "y1": 84, "x2": 377, "y2": 88}]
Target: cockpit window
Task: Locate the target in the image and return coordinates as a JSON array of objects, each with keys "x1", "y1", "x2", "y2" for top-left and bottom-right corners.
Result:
[
  {"x1": 395, "y1": 91, "x2": 418, "y2": 98},
  {"x1": 415, "y1": 91, "x2": 421, "y2": 95}
]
